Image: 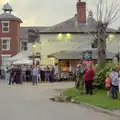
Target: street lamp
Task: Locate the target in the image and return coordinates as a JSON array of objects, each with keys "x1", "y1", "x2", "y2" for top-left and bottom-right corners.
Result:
[
  {"x1": 32, "y1": 44, "x2": 36, "y2": 65},
  {"x1": 56, "y1": 33, "x2": 72, "y2": 41},
  {"x1": 91, "y1": 33, "x2": 116, "y2": 48},
  {"x1": 37, "y1": 40, "x2": 42, "y2": 61},
  {"x1": 28, "y1": 29, "x2": 40, "y2": 66},
  {"x1": 107, "y1": 34, "x2": 120, "y2": 63},
  {"x1": 65, "y1": 33, "x2": 72, "y2": 40},
  {"x1": 57, "y1": 33, "x2": 63, "y2": 40},
  {"x1": 106, "y1": 34, "x2": 116, "y2": 43}
]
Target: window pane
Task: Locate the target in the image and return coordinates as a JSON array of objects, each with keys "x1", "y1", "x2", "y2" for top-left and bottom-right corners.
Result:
[
  {"x1": 3, "y1": 23, "x2": 8, "y2": 26},
  {"x1": 24, "y1": 47, "x2": 27, "y2": 50},
  {"x1": 3, "y1": 40, "x2": 7, "y2": 43},
  {"x1": 2, "y1": 39, "x2": 10, "y2": 50},
  {"x1": 2, "y1": 56, "x2": 10, "y2": 66},
  {"x1": 2, "y1": 45, "x2": 7, "y2": 49},
  {"x1": 3, "y1": 27, "x2": 8, "y2": 31},
  {"x1": 21, "y1": 42, "x2": 27, "y2": 51},
  {"x1": 22, "y1": 42, "x2": 27, "y2": 45}
]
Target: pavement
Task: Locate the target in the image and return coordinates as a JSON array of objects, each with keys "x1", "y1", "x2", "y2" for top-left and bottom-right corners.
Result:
[{"x1": 0, "y1": 81, "x2": 119, "y2": 120}]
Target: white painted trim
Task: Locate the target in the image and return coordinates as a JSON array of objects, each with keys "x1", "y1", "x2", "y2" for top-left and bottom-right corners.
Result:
[
  {"x1": 1, "y1": 54, "x2": 11, "y2": 56},
  {"x1": 2, "y1": 21, "x2": 10, "y2": 33},
  {"x1": 1, "y1": 37, "x2": 11, "y2": 51},
  {"x1": 1, "y1": 21, "x2": 10, "y2": 23},
  {"x1": 1, "y1": 37, "x2": 11, "y2": 40}
]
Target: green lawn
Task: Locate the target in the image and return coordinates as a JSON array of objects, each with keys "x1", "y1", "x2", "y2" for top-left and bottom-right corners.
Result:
[{"x1": 63, "y1": 88, "x2": 120, "y2": 110}]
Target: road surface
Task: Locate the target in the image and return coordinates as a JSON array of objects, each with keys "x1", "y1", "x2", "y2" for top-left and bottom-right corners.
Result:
[{"x1": 0, "y1": 81, "x2": 118, "y2": 120}]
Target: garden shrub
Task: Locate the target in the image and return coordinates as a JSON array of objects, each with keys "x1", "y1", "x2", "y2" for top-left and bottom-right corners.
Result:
[
  {"x1": 93, "y1": 62, "x2": 118, "y2": 89},
  {"x1": 93, "y1": 64, "x2": 99, "y2": 75}
]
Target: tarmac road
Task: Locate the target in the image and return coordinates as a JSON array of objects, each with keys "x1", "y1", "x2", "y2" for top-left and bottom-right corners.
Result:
[{"x1": 0, "y1": 81, "x2": 118, "y2": 120}]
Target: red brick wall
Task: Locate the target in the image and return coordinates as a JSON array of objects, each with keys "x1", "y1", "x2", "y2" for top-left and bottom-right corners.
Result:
[
  {"x1": 76, "y1": 0, "x2": 86, "y2": 23},
  {"x1": 0, "y1": 21, "x2": 21, "y2": 66}
]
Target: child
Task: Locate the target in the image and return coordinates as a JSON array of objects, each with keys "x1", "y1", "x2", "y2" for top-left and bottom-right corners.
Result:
[{"x1": 105, "y1": 73, "x2": 111, "y2": 97}]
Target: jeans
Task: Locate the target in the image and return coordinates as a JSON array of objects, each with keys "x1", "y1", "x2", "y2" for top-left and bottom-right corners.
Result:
[
  {"x1": 33, "y1": 75, "x2": 38, "y2": 85},
  {"x1": 6, "y1": 73, "x2": 10, "y2": 82},
  {"x1": 21, "y1": 73, "x2": 26, "y2": 83},
  {"x1": 45, "y1": 74, "x2": 49, "y2": 82},
  {"x1": 111, "y1": 85, "x2": 118, "y2": 99}
]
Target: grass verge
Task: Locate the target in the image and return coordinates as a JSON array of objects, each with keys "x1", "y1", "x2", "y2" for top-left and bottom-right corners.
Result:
[{"x1": 63, "y1": 88, "x2": 120, "y2": 110}]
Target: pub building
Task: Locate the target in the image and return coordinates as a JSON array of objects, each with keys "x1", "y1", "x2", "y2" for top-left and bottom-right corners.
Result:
[{"x1": 48, "y1": 50, "x2": 115, "y2": 73}]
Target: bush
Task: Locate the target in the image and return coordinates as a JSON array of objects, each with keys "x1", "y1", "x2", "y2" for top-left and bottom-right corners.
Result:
[
  {"x1": 93, "y1": 64, "x2": 99, "y2": 75},
  {"x1": 93, "y1": 62, "x2": 118, "y2": 89}
]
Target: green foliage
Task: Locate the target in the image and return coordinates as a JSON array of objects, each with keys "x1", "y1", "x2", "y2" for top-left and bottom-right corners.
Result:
[
  {"x1": 93, "y1": 62, "x2": 118, "y2": 89},
  {"x1": 93, "y1": 64, "x2": 99, "y2": 75},
  {"x1": 63, "y1": 88, "x2": 120, "y2": 110}
]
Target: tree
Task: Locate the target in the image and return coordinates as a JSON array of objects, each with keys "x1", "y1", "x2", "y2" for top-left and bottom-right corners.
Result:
[{"x1": 94, "y1": 0, "x2": 120, "y2": 68}]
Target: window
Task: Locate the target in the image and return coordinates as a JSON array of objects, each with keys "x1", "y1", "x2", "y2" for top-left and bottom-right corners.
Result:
[
  {"x1": 1, "y1": 55, "x2": 11, "y2": 67},
  {"x1": 1, "y1": 38, "x2": 10, "y2": 50},
  {"x1": 60, "y1": 61, "x2": 70, "y2": 72},
  {"x1": 21, "y1": 42, "x2": 27, "y2": 51},
  {"x1": 2, "y1": 21, "x2": 9, "y2": 33}
]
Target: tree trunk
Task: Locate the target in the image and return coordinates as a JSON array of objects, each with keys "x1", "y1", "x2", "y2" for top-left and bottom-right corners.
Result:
[{"x1": 97, "y1": 24, "x2": 107, "y2": 68}]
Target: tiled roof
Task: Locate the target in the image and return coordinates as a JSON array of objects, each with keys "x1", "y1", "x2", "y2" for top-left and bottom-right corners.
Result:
[
  {"x1": 19, "y1": 16, "x2": 117, "y2": 41},
  {"x1": 40, "y1": 16, "x2": 117, "y2": 33},
  {"x1": 48, "y1": 51, "x2": 82, "y2": 60},
  {"x1": 20, "y1": 26, "x2": 50, "y2": 40},
  {"x1": 0, "y1": 13, "x2": 22, "y2": 23},
  {"x1": 48, "y1": 50, "x2": 115, "y2": 60}
]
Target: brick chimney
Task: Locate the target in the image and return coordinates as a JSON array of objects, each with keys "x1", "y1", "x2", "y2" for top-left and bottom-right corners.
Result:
[{"x1": 76, "y1": 0, "x2": 86, "y2": 23}]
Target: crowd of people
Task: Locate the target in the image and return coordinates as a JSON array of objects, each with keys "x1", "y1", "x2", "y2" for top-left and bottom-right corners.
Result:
[
  {"x1": 105, "y1": 67, "x2": 119, "y2": 99},
  {"x1": 4, "y1": 63, "x2": 55, "y2": 85},
  {"x1": 76, "y1": 64, "x2": 119, "y2": 99},
  {"x1": 2, "y1": 62, "x2": 120, "y2": 99}
]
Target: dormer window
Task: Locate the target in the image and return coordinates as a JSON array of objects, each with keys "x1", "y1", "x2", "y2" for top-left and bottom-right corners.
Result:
[{"x1": 2, "y1": 21, "x2": 9, "y2": 33}]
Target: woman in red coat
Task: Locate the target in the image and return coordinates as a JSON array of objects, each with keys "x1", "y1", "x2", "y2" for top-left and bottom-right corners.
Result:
[{"x1": 84, "y1": 64, "x2": 94, "y2": 95}]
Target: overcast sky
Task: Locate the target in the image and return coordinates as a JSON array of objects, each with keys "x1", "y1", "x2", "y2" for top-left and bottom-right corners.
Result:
[{"x1": 0, "y1": 0, "x2": 120, "y2": 29}]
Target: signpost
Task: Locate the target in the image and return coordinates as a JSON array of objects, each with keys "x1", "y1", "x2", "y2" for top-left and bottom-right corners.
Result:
[
  {"x1": 82, "y1": 50, "x2": 92, "y2": 65},
  {"x1": 82, "y1": 50, "x2": 92, "y2": 60}
]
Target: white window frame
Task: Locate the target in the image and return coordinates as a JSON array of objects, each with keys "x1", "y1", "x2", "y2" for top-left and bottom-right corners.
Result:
[
  {"x1": 21, "y1": 41, "x2": 27, "y2": 51},
  {"x1": 1, "y1": 21, "x2": 10, "y2": 33},
  {"x1": 1, "y1": 54, "x2": 11, "y2": 57},
  {"x1": 1, "y1": 54, "x2": 11, "y2": 67},
  {"x1": 1, "y1": 37, "x2": 11, "y2": 50}
]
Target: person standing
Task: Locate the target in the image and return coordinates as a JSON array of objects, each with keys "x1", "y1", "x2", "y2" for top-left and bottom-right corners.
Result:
[
  {"x1": 14, "y1": 66, "x2": 22, "y2": 84},
  {"x1": 84, "y1": 64, "x2": 94, "y2": 95},
  {"x1": 105, "y1": 73, "x2": 111, "y2": 97},
  {"x1": 110, "y1": 67, "x2": 119, "y2": 99},
  {"x1": 75, "y1": 64, "x2": 84, "y2": 89},
  {"x1": 8, "y1": 65, "x2": 14, "y2": 85},
  {"x1": 37, "y1": 65, "x2": 41, "y2": 83},
  {"x1": 50, "y1": 66, "x2": 55, "y2": 82},
  {"x1": 5, "y1": 67, "x2": 10, "y2": 83},
  {"x1": 32, "y1": 65, "x2": 39, "y2": 85},
  {"x1": 21, "y1": 65, "x2": 26, "y2": 83},
  {"x1": 44, "y1": 66, "x2": 50, "y2": 82}
]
